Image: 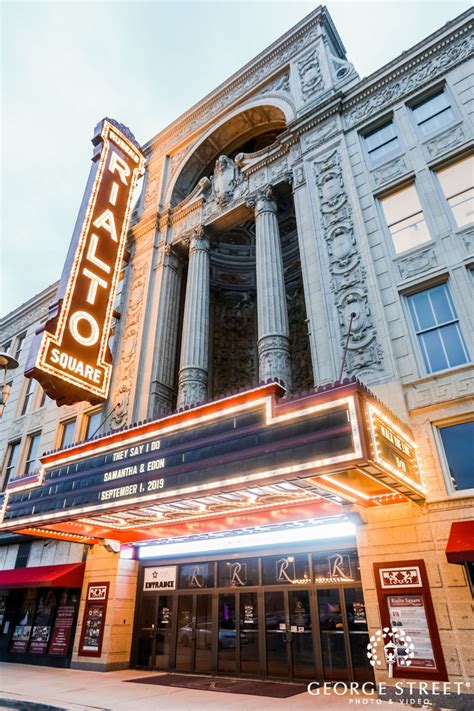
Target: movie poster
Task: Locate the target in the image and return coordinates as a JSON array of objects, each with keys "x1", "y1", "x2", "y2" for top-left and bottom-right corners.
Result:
[
  {"x1": 10, "y1": 590, "x2": 37, "y2": 653},
  {"x1": 29, "y1": 589, "x2": 57, "y2": 654},
  {"x1": 81, "y1": 604, "x2": 104, "y2": 652}
]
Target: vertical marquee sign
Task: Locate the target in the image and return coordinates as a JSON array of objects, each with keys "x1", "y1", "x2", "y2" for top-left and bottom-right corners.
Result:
[{"x1": 25, "y1": 118, "x2": 145, "y2": 405}]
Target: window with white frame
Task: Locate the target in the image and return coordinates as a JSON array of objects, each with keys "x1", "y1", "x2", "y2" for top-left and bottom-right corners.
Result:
[
  {"x1": 381, "y1": 183, "x2": 431, "y2": 253},
  {"x1": 24, "y1": 432, "x2": 42, "y2": 476},
  {"x1": 407, "y1": 283, "x2": 469, "y2": 373},
  {"x1": 13, "y1": 333, "x2": 26, "y2": 361},
  {"x1": 39, "y1": 387, "x2": 49, "y2": 408},
  {"x1": 4, "y1": 441, "x2": 21, "y2": 483},
  {"x1": 411, "y1": 90, "x2": 455, "y2": 137},
  {"x1": 21, "y1": 378, "x2": 37, "y2": 416},
  {"x1": 59, "y1": 419, "x2": 76, "y2": 448},
  {"x1": 364, "y1": 121, "x2": 401, "y2": 167},
  {"x1": 85, "y1": 410, "x2": 102, "y2": 440},
  {"x1": 438, "y1": 420, "x2": 474, "y2": 492},
  {"x1": 437, "y1": 156, "x2": 474, "y2": 229}
]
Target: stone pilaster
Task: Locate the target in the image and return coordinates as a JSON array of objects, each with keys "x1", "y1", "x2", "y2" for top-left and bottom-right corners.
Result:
[
  {"x1": 177, "y1": 227, "x2": 210, "y2": 408},
  {"x1": 253, "y1": 185, "x2": 291, "y2": 390},
  {"x1": 150, "y1": 244, "x2": 184, "y2": 418}
]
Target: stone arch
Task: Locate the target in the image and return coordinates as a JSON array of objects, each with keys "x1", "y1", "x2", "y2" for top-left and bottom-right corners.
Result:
[{"x1": 167, "y1": 100, "x2": 291, "y2": 207}]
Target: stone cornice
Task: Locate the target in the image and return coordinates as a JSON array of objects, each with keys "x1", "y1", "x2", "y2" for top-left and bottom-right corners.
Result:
[
  {"x1": 0, "y1": 281, "x2": 58, "y2": 334},
  {"x1": 129, "y1": 212, "x2": 159, "y2": 241},
  {"x1": 142, "y1": 6, "x2": 339, "y2": 157},
  {"x1": 343, "y1": 10, "x2": 473, "y2": 127}
]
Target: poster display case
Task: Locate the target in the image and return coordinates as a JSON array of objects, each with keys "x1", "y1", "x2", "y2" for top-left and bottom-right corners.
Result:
[
  {"x1": 78, "y1": 583, "x2": 109, "y2": 657},
  {"x1": 374, "y1": 560, "x2": 448, "y2": 681}
]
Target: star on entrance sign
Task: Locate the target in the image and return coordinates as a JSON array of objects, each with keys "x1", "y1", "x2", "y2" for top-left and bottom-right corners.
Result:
[{"x1": 152, "y1": 570, "x2": 158, "y2": 579}]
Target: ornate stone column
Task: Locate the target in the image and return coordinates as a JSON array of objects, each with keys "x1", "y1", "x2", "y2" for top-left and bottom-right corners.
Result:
[
  {"x1": 252, "y1": 185, "x2": 291, "y2": 390},
  {"x1": 150, "y1": 244, "x2": 184, "y2": 418},
  {"x1": 177, "y1": 227, "x2": 210, "y2": 408}
]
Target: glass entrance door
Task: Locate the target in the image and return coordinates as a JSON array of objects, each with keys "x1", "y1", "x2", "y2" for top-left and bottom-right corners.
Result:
[
  {"x1": 136, "y1": 594, "x2": 174, "y2": 670},
  {"x1": 175, "y1": 594, "x2": 213, "y2": 673},
  {"x1": 154, "y1": 595, "x2": 174, "y2": 670},
  {"x1": 265, "y1": 589, "x2": 315, "y2": 680},
  {"x1": 289, "y1": 589, "x2": 314, "y2": 679}
]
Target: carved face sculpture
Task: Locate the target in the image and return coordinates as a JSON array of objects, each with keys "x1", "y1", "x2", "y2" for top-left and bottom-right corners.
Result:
[{"x1": 213, "y1": 155, "x2": 236, "y2": 201}]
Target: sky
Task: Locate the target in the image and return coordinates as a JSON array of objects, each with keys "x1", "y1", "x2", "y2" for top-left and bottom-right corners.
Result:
[{"x1": 1, "y1": 0, "x2": 470, "y2": 317}]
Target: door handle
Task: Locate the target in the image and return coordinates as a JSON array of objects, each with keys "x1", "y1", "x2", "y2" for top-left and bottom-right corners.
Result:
[{"x1": 282, "y1": 630, "x2": 293, "y2": 644}]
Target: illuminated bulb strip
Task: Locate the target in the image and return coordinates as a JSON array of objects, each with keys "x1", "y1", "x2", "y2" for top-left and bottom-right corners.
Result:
[
  {"x1": 18, "y1": 526, "x2": 97, "y2": 543},
  {"x1": 137, "y1": 520, "x2": 357, "y2": 559},
  {"x1": 307, "y1": 478, "x2": 358, "y2": 504},
  {"x1": 77, "y1": 493, "x2": 325, "y2": 531},
  {"x1": 0, "y1": 492, "x2": 10, "y2": 524},
  {"x1": 41, "y1": 391, "x2": 359, "y2": 470},
  {"x1": 319, "y1": 475, "x2": 371, "y2": 501},
  {"x1": 367, "y1": 404, "x2": 427, "y2": 495}
]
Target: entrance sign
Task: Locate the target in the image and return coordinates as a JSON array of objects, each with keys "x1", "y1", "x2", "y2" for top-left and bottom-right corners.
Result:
[
  {"x1": 25, "y1": 118, "x2": 145, "y2": 405},
  {"x1": 143, "y1": 566, "x2": 177, "y2": 591}
]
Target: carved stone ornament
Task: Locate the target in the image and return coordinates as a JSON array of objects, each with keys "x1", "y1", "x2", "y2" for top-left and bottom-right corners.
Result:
[
  {"x1": 298, "y1": 49, "x2": 324, "y2": 101},
  {"x1": 461, "y1": 226, "x2": 473, "y2": 254},
  {"x1": 151, "y1": 381, "x2": 175, "y2": 419},
  {"x1": 397, "y1": 247, "x2": 438, "y2": 280},
  {"x1": 110, "y1": 262, "x2": 147, "y2": 429},
  {"x1": 212, "y1": 291, "x2": 257, "y2": 398},
  {"x1": 313, "y1": 149, "x2": 384, "y2": 375},
  {"x1": 372, "y1": 156, "x2": 408, "y2": 188},
  {"x1": 331, "y1": 53, "x2": 357, "y2": 83},
  {"x1": 177, "y1": 366, "x2": 208, "y2": 408},
  {"x1": 0, "y1": 303, "x2": 50, "y2": 342},
  {"x1": 426, "y1": 124, "x2": 466, "y2": 158},
  {"x1": 143, "y1": 166, "x2": 160, "y2": 211},
  {"x1": 202, "y1": 155, "x2": 249, "y2": 219},
  {"x1": 258, "y1": 335, "x2": 292, "y2": 390},
  {"x1": 345, "y1": 35, "x2": 473, "y2": 127},
  {"x1": 259, "y1": 72, "x2": 291, "y2": 95},
  {"x1": 293, "y1": 166, "x2": 306, "y2": 186},
  {"x1": 302, "y1": 118, "x2": 339, "y2": 151}
]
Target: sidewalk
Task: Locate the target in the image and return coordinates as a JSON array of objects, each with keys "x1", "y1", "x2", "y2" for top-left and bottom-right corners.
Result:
[{"x1": 0, "y1": 664, "x2": 397, "y2": 711}]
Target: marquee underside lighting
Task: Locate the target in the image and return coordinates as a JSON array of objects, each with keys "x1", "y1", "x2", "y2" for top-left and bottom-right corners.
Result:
[{"x1": 133, "y1": 517, "x2": 357, "y2": 559}]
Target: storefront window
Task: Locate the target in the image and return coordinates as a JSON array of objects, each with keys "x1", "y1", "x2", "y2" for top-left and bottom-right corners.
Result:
[
  {"x1": 178, "y1": 562, "x2": 215, "y2": 589},
  {"x1": 218, "y1": 558, "x2": 259, "y2": 587},
  {"x1": 313, "y1": 549, "x2": 361, "y2": 583},
  {"x1": 6, "y1": 587, "x2": 79, "y2": 659},
  {"x1": 262, "y1": 554, "x2": 310, "y2": 585}
]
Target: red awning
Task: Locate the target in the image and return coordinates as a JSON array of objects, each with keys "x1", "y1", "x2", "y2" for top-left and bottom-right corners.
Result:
[
  {"x1": 0, "y1": 563, "x2": 85, "y2": 589},
  {"x1": 446, "y1": 521, "x2": 474, "y2": 564}
]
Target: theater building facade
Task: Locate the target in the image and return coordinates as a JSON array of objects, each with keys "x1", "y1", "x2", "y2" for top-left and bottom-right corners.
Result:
[{"x1": 0, "y1": 5, "x2": 473, "y2": 698}]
